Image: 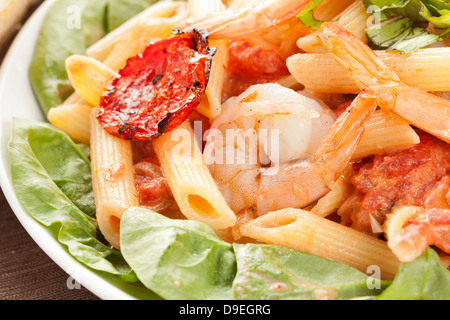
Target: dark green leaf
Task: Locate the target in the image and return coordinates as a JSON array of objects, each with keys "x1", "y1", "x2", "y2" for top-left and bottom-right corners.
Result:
[
  {"x1": 106, "y1": 0, "x2": 161, "y2": 31},
  {"x1": 366, "y1": 16, "x2": 413, "y2": 48},
  {"x1": 120, "y1": 207, "x2": 237, "y2": 300},
  {"x1": 232, "y1": 244, "x2": 389, "y2": 300},
  {"x1": 366, "y1": 16, "x2": 442, "y2": 53},
  {"x1": 296, "y1": 0, "x2": 326, "y2": 29},
  {"x1": 8, "y1": 118, "x2": 136, "y2": 282},
  {"x1": 378, "y1": 248, "x2": 450, "y2": 300},
  {"x1": 29, "y1": 0, "x2": 109, "y2": 116},
  {"x1": 363, "y1": 0, "x2": 412, "y2": 12}
]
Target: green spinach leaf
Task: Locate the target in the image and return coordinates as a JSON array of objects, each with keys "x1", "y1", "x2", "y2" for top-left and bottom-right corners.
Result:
[
  {"x1": 9, "y1": 118, "x2": 136, "y2": 282},
  {"x1": 364, "y1": 0, "x2": 450, "y2": 53},
  {"x1": 120, "y1": 207, "x2": 237, "y2": 300},
  {"x1": 232, "y1": 244, "x2": 389, "y2": 300},
  {"x1": 106, "y1": 0, "x2": 161, "y2": 30},
  {"x1": 29, "y1": 0, "x2": 109, "y2": 116},
  {"x1": 296, "y1": 0, "x2": 326, "y2": 29},
  {"x1": 366, "y1": 16, "x2": 442, "y2": 52},
  {"x1": 377, "y1": 248, "x2": 450, "y2": 300}
]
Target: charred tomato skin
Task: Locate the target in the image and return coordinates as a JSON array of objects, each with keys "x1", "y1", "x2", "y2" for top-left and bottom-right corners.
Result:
[{"x1": 97, "y1": 29, "x2": 214, "y2": 141}]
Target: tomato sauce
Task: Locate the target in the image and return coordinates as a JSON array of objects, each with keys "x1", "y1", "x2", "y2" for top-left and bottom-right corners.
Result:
[
  {"x1": 339, "y1": 132, "x2": 450, "y2": 235},
  {"x1": 224, "y1": 40, "x2": 290, "y2": 99}
]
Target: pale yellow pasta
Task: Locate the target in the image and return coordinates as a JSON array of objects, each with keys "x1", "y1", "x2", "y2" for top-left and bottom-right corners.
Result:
[
  {"x1": 189, "y1": 0, "x2": 225, "y2": 15},
  {"x1": 240, "y1": 208, "x2": 401, "y2": 280},
  {"x1": 197, "y1": 39, "x2": 229, "y2": 120},
  {"x1": 311, "y1": 167, "x2": 354, "y2": 218},
  {"x1": 311, "y1": 0, "x2": 356, "y2": 22},
  {"x1": 311, "y1": 111, "x2": 419, "y2": 217},
  {"x1": 189, "y1": 0, "x2": 229, "y2": 120},
  {"x1": 102, "y1": 17, "x2": 181, "y2": 71},
  {"x1": 287, "y1": 48, "x2": 450, "y2": 93},
  {"x1": 153, "y1": 120, "x2": 237, "y2": 231},
  {"x1": 276, "y1": 74, "x2": 304, "y2": 91},
  {"x1": 353, "y1": 110, "x2": 420, "y2": 160},
  {"x1": 65, "y1": 55, "x2": 115, "y2": 106},
  {"x1": 62, "y1": 92, "x2": 90, "y2": 106},
  {"x1": 86, "y1": 1, "x2": 187, "y2": 61},
  {"x1": 297, "y1": 0, "x2": 369, "y2": 53},
  {"x1": 48, "y1": 104, "x2": 92, "y2": 145},
  {"x1": 89, "y1": 108, "x2": 139, "y2": 250}
]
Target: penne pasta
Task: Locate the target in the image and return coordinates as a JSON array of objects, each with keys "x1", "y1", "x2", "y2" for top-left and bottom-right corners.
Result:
[
  {"x1": 276, "y1": 74, "x2": 304, "y2": 91},
  {"x1": 353, "y1": 110, "x2": 420, "y2": 160},
  {"x1": 86, "y1": 1, "x2": 187, "y2": 61},
  {"x1": 89, "y1": 108, "x2": 139, "y2": 250},
  {"x1": 152, "y1": 120, "x2": 237, "y2": 231},
  {"x1": 189, "y1": 0, "x2": 229, "y2": 120},
  {"x1": 189, "y1": 0, "x2": 226, "y2": 15},
  {"x1": 297, "y1": 0, "x2": 369, "y2": 53},
  {"x1": 48, "y1": 104, "x2": 92, "y2": 145},
  {"x1": 312, "y1": 110, "x2": 419, "y2": 218},
  {"x1": 62, "y1": 91, "x2": 90, "y2": 106},
  {"x1": 287, "y1": 48, "x2": 450, "y2": 93},
  {"x1": 240, "y1": 208, "x2": 401, "y2": 280},
  {"x1": 311, "y1": 167, "x2": 354, "y2": 218},
  {"x1": 196, "y1": 39, "x2": 229, "y2": 120},
  {"x1": 65, "y1": 55, "x2": 115, "y2": 106},
  {"x1": 312, "y1": 0, "x2": 356, "y2": 22},
  {"x1": 102, "y1": 18, "x2": 180, "y2": 71}
]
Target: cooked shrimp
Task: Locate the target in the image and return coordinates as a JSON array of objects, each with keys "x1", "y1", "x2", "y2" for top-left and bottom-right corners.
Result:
[
  {"x1": 179, "y1": 0, "x2": 310, "y2": 39},
  {"x1": 317, "y1": 22, "x2": 450, "y2": 144},
  {"x1": 204, "y1": 83, "x2": 377, "y2": 215}
]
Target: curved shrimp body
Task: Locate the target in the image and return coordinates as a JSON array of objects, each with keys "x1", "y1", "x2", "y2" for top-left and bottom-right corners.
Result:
[
  {"x1": 180, "y1": 0, "x2": 310, "y2": 39},
  {"x1": 257, "y1": 93, "x2": 378, "y2": 215},
  {"x1": 318, "y1": 22, "x2": 450, "y2": 143},
  {"x1": 204, "y1": 83, "x2": 336, "y2": 214}
]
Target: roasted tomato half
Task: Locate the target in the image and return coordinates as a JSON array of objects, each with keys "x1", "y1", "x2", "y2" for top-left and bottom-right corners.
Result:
[{"x1": 97, "y1": 29, "x2": 214, "y2": 140}]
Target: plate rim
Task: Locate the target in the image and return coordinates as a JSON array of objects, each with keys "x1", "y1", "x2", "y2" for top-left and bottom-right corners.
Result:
[{"x1": 0, "y1": 0, "x2": 138, "y2": 300}]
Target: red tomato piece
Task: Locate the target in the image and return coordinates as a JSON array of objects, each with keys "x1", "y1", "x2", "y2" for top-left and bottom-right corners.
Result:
[{"x1": 97, "y1": 29, "x2": 214, "y2": 140}]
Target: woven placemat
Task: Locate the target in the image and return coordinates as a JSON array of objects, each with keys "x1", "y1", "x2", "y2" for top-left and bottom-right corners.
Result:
[
  {"x1": 0, "y1": 191, "x2": 100, "y2": 300},
  {"x1": 0, "y1": 0, "x2": 100, "y2": 301}
]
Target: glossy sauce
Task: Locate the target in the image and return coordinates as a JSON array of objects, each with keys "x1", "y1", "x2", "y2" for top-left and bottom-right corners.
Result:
[{"x1": 339, "y1": 132, "x2": 450, "y2": 235}]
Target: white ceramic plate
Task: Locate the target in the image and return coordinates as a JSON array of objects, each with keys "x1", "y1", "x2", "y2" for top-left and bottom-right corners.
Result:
[{"x1": 0, "y1": 0, "x2": 147, "y2": 300}]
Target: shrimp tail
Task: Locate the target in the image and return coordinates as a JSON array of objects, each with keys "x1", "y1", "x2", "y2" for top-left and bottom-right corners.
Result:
[
  {"x1": 317, "y1": 22, "x2": 401, "y2": 94},
  {"x1": 318, "y1": 22, "x2": 450, "y2": 143},
  {"x1": 179, "y1": 0, "x2": 310, "y2": 39},
  {"x1": 315, "y1": 93, "x2": 378, "y2": 187},
  {"x1": 256, "y1": 94, "x2": 378, "y2": 216}
]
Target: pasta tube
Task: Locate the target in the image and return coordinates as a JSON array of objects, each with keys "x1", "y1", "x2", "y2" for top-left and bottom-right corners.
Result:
[
  {"x1": 353, "y1": 110, "x2": 420, "y2": 160},
  {"x1": 48, "y1": 104, "x2": 92, "y2": 145},
  {"x1": 297, "y1": 0, "x2": 369, "y2": 53},
  {"x1": 65, "y1": 55, "x2": 115, "y2": 106},
  {"x1": 311, "y1": 167, "x2": 354, "y2": 218},
  {"x1": 240, "y1": 208, "x2": 401, "y2": 280},
  {"x1": 152, "y1": 120, "x2": 237, "y2": 231},
  {"x1": 287, "y1": 48, "x2": 450, "y2": 93},
  {"x1": 90, "y1": 109, "x2": 139, "y2": 249},
  {"x1": 190, "y1": 0, "x2": 229, "y2": 120},
  {"x1": 86, "y1": 1, "x2": 187, "y2": 61},
  {"x1": 102, "y1": 18, "x2": 180, "y2": 71}
]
